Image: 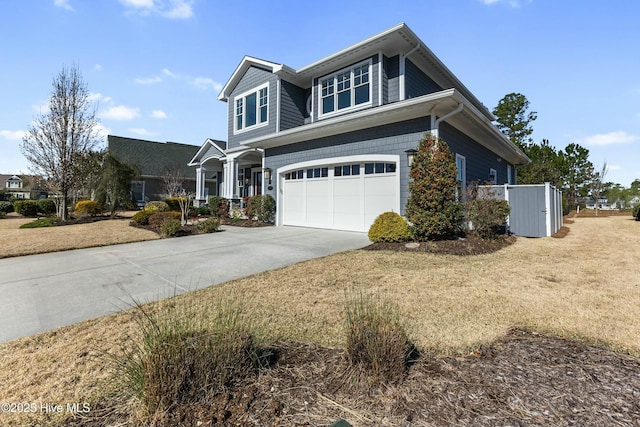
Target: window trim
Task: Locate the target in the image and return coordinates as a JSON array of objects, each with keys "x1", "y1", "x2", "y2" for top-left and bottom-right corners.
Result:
[
  {"x1": 455, "y1": 154, "x2": 466, "y2": 195},
  {"x1": 233, "y1": 82, "x2": 269, "y2": 135},
  {"x1": 489, "y1": 168, "x2": 497, "y2": 185},
  {"x1": 318, "y1": 59, "x2": 372, "y2": 119}
]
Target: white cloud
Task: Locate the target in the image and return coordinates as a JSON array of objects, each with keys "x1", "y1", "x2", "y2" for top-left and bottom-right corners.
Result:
[
  {"x1": 54, "y1": 0, "x2": 73, "y2": 11},
  {"x1": 94, "y1": 64, "x2": 103, "y2": 72},
  {"x1": 119, "y1": 0, "x2": 193, "y2": 19},
  {"x1": 162, "y1": 68, "x2": 177, "y2": 78},
  {"x1": 193, "y1": 77, "x2": 222, "y2": 91},
  {"x1": 129, "y1": 128, "x2": 158, "y2": 136},
  {"x1": 0, "y1": 130, "x2": 27, "y2": 141},
  {"x1": 99, "y1": 105, "x2": 140, "y2": 120},
  {"x1": 578, "y1": 131, "x2": 639, "y2": 146},
  {"x1": 151, "y1": 110, "x2": 167, "y2": 119},
  {"x1": 607, "y1": 164, "x2": 622, "y2": 171},
  {"x1": 95, "y1": 123, "x2": 111, "y2": 138},
  {"x1": 135, "y1": 76, "x2": 163, "y2": 85}
]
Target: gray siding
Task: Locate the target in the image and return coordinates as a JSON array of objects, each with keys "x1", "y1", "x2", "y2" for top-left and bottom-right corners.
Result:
[
  {"x1": 440, "y1": 122, "x2": 510, "y2": 185},
  {"x1": 227, "y1": 66, "x2": 278, "y2": 149},
  {"x1": 280, "y1": 80, "x2": 308, "y2": 131},
  {"x1": 405, "y1": 59, "x2": 443, "y2": 99},
  {"x1": 264, "y1": 117, "x2": 433, "y2": 215},
  {"x1": 384, "y1": 55, "x2": 400, "y2": 103}
]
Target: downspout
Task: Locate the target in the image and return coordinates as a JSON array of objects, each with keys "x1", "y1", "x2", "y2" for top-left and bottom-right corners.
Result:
[
  {"x1": 432, "y1": 102, "x2": 464, "y2": 139},
  {"x1": 399, "y1": 43, "x2": 421, "y2": 101}
]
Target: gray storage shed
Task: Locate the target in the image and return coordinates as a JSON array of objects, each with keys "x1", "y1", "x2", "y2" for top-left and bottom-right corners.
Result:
[{"x1": 482, "y1": 183, "x2": 563, "y2": 238}]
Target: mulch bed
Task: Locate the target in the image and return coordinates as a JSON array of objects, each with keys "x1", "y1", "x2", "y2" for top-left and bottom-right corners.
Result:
[
  {"x1": 78, "y1": 329, "x2": 640, "y2": 427},
  {"x1": 363, "y1": 234, "x2": 516, "y2": 255}
]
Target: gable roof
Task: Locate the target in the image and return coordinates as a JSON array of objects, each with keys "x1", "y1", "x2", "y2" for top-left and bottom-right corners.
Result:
[
  {"x1": 217, "y1": 23, "x2": 493, "y2": 121},
  {"x1": 188, "y1": 138, "x2": 228, "y2": 166},
  {"x1": 107, "y1": 135, "x2": 200, "y2": 178}
]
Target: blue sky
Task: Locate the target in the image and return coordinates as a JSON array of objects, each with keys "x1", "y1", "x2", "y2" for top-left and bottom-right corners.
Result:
[{"x1": 1, "y1": 0, "x2": 639, "y2": 186}]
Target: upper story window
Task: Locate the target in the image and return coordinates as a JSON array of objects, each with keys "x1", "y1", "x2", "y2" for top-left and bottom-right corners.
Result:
[
  {"x1": 319, "y1": 60, "x2": 371, "y2": 118},
  {"x1": 234, "y1": 83, "x2": 269, "y2": 134}
]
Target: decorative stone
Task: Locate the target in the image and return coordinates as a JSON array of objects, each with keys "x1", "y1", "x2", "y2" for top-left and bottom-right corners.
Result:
[{"x1": 405, "y1": 242, "x2": 420, "y2": 249}]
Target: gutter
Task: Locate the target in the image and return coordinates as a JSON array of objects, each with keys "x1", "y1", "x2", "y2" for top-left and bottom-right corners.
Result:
[{"x1": 431, "y1": 102, "x2": 464, "y2": 138}]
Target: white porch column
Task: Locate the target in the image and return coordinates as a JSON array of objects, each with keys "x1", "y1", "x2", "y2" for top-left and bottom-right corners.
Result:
[
  {"x1": 223, "y1": 158, "x2": 236, "y2": 198},
  {"x1": 195, "y1": 166, "x2": 207, "y2": 204}
]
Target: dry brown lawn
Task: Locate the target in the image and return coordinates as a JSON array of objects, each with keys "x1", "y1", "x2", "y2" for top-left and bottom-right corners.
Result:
[
  {"x1": 0, "y1": 214, "x2": 159, "y2": 258},
  {"x1": 0, "y1": 215, "x2": 638, "y2": 426}
]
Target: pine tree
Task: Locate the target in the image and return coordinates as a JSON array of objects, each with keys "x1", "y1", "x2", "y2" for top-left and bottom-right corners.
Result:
[{"x1": 406, "y1": 135, "x2": 462, "y2": 240}]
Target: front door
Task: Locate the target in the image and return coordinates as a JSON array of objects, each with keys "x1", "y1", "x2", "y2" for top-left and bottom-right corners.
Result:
[{"x1": 252, "y1": 170, "x2": 262, "y2": 196}]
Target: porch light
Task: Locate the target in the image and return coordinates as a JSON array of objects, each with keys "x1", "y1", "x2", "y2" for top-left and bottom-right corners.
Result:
[
  {"x1": 264, "y1": 167, "x2": 272, "y2": 184},
  {"x1": 405, "y1": 148, "x2": 418, "y2": 166}
]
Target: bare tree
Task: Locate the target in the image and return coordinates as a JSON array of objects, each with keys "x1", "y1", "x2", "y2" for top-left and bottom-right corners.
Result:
[
  {"x1": 162, "y1": 163, "x2": 185, "y2": 198},
  {"x1": 590, "y1": 162, "x2": 608, "y2": 216},
  {"x1": 21, "y1": 65, "x2": 101, "y2": 220}
]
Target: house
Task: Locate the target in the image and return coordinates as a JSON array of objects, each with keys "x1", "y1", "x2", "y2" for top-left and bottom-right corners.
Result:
[
  {"x1": 107, "y1": 135, "x2": 215, "y2": 205},
  {"x1": 190, "y1": 23, "x2": 530, "y2": 232},
  {"x1": 0, "y1": 174, "x2": 47, "y2": 200}
]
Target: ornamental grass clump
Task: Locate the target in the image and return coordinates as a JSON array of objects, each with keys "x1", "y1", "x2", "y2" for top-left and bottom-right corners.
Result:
[
  {"x1": 345, "y1": 291, "x2": 414, "y2": 383},
  {"x1": 195, "y1": 217, "x2": 220, "y2": 233},
  {"x1": 106, "y1": 290, "x2": 268, "y2": 420}
]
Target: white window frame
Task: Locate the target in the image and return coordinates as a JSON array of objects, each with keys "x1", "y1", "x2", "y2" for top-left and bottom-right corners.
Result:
[
  {"x1": 489, "y1": 168, "x2": 497, "y2": 185},
  {"x1": 233, "y1": 82, "x2": 269, "y2": 134},
  {"x1": 507, "y1": 164, "x2": 513, "y2": 184},
  {"x1": 318, "y1": 59, "x2": 372, "y2": 118},
  {"x1": 455, "y1": 154, "x2": 466, "y2": 197}
]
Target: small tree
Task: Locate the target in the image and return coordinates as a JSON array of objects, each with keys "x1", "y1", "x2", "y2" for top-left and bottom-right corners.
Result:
[
  {"x1": 176, "y1": 188, "x2": 192, "y2": 226},
  {"x1": 590, "y1": 162, "x2": 608, "y2": 216},
  {"x1": 405, "y1": 135, "x2": 462, "y2": 240},
  {"x1": 21, "y1": 65, "x2": 101, "y2": 220},
  {"x1": 96, "y1": 153, "x2": 139, "y2": 216}
]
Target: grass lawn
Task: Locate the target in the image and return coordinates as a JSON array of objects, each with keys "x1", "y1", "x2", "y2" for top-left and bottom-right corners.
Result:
[{"x1": 0, "y1": 214, "x2": 638, "y2": 426}]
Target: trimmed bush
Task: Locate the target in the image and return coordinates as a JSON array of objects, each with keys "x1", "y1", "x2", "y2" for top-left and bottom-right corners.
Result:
[
  {"x1": 0, "y1": 201, "x2": 13, "y2": 214},
  {"x1": 14, "y1": 200, "x2": 38, "y2": 217},
  {"x1": 148, "y1": 211, "x2": 181, "y2": 230},
  {"x1": 368, "y1": 212, "x2": 412, "y2": 243},
  {"x1": 19, "y1": 217, "x2": 61, "y2": 228},
  {"x1": 196, "y1": 217, "x2": 220, "y2": 233},
  {"x1": 146, "y1": 201, "x2": 170, "y2": 212},
  {"x1": 246, "y1": 194, "x2": 276, "y2": 223},
  {"x1": 208, "y1": 196, "x2": 229, "y2": 218},
  {"x1": 164, "y1": 197, "x2": 181, "y2": 211},
  {"x1": 633, "y1": 205, "x2": 640, "y2": 221},
  {"x1": 74, "y1": 200, "x2": 102, "y2": 216},
  {"x1": 0, "y1": 212, "x2": 5, "y2": 219},
  {"x1": 37, "y1": 198, "x2": 57, "y2": 215},
  {"x1": 132, "y1": 209, "x2": 155, "y2": 225},
  {"x1": 345, "y1": 292, "x2": 413, "y2": 383},
  {"x1": 159, "y1": 219, "x2": 181, "y2": 237}
]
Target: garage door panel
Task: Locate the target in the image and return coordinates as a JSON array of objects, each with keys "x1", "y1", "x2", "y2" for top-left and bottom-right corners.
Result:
[{"x1": 282, "y1": 160, "x2": 398, "y2": 232}]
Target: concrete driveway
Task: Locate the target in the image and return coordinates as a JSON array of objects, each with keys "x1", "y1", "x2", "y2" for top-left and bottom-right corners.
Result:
[{"x1": 0, "y1": 226, "x2": 370, "y2": 344}]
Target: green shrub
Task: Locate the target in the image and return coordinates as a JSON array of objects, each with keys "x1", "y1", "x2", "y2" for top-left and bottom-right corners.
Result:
[
  {"x1": 633, "y1": 205, "x2": 640, "y2": 220},
  {"x1": 463, "y1": 186, "x2": 511, "y2": 239},
  {"x1": 74, "y1": 200, "x2": 102, "y2": 216},
  {"x1": 246, "y1": 194, "x2": 276, "y2": 223},
  {"x1": 132, "y1": 209, "x2": 155, "y2": 225},
  {"x1": 14, "y1": 200, "x2": 39, "y2": 217},
  {"x1": 106, "y1": 291, "x2": 267, "y2": 418},
  {"x1": 208, "y1": 196, "x2": 229, "y2": 218},
  {"x1": 146, "y1": 201, "x2": 170, "y2": 212},
  {"x1": 194, "y1": 206, "x2": 210, "y2": 216},
  {"x1": 19, "y1": 217, "x2": 62, "y2": 228},
  {"x1": 0, "y1": 212, "x2": 5, "y2": 219},
  {"x1": 0, "y1": 201, "x2": 13, "y2": 214},
  {"x1": 159, "y1": 219, "x2": 181, "y2": 237},
  {"x1": 345, "y1": 291, "x2": 413, "y2": 383},
  {"x1": 148, "y1": 211, "x2": 181, "y2": 230},
  {"x1": 196, "y1": 217, "x2": 220, "y2": 233},
  {"x1": 405, "y1": 135, "x2": 462, "y2": 240},
  {"x1": 368, "y1": 212, "x2": 412, "y2": 243},
  {"x1": 37, "y1": 198, "x2": 57, "y2": 215},
  {"x1": 164, "y1": 197, "x2": 181, "y2": 211}
]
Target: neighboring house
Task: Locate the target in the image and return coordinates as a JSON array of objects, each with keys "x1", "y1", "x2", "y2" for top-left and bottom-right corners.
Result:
[
  {"x1": 0, "y1": 174, "x2": 47, "y2": 200},
  {"x1": 586, "y1": 197, "x2": 612, "y2": 210},
  {"x1": 190, "y1": 23, "x2": 530, "y2": 232},
  {"x1": 107, "y1": 135, "x2": 215, "y2": 204}
]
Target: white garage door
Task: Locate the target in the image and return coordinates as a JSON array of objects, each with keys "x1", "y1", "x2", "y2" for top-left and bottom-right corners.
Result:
[{"x1": 281, "y1": 160, "x2": 399, "y2": 232}]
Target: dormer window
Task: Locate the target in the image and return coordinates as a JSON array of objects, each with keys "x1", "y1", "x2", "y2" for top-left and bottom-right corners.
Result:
[
  {"x1": 319, "y1": 60, "x2": 371, "y2": 118},
  {"x1": 234, "y1": 83, "x2": 269, "y2": 134}
]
